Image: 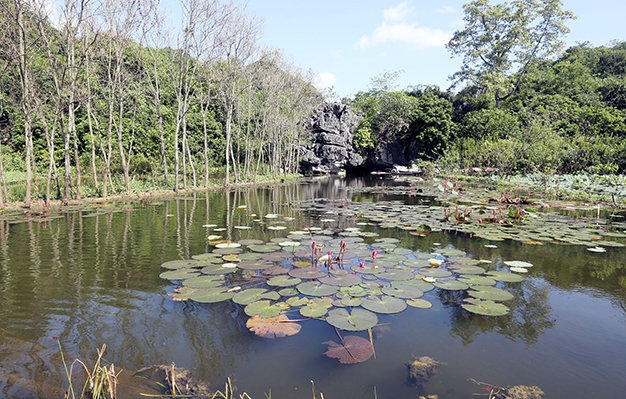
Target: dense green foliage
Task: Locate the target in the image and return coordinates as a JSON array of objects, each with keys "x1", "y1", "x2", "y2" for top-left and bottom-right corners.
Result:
[
  {"x1": 0, "y1": 0, "x2": 320, "y2": 205},
  {"x1": 348, "y1": 0, "x2": 625, "y2": 175}
]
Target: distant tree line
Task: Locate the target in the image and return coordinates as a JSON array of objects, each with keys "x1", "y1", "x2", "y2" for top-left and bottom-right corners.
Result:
[
  {"x1": 0, "y1": 0, "x2": 320, "y2": 207},
  {"x1": 348, "y1": 0, "x2": 626, "y2": 175}
]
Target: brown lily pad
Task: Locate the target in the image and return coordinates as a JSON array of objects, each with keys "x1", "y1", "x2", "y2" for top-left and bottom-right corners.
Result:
[
  {"x1": 246, "y1": 314, "x2": 302, "y2": 338},
  {"x1": 323, "y1": 335, "x2": 374, "y2": 364}
]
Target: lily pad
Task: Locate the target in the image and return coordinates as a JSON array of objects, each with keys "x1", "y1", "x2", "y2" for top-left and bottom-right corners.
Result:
[
  {"x1": 244, "y1": 300, "x2": 287, "y2": 318},
  {"x1": 361, "y1": 295, "x2": 407, "y2": 314},
  {"x1": 246, "y1": 315, "x2": 301, "y2": 338},
  {"x1": 406, "y1": 298, "x2": 433, "y2": 309},
  {"x1": 381, "y1": 284, "x2": 423, "y2": 299},
  {"x1": 159, "y1": 269, "x2": 199, "y2": 280},
  {"x1": 461, "y1": 298, "x2": 510, "y2": 316},
  {"x1": 485, "y1": 271, "x2": 525, "y2": 282},
  {"x1": 323, "y1": 335, "x2": 374, "y2": 364},
  {"x1": 233, "y1": 288, "x2": 281, "y2": 305},
  {"x1": 188, "y1": 288, "x2": 234, "y2": 303},
  {"x1": 161, "y1": 259, "x2": 197, "y2": 270},
  {"x1": 296, "y1": 282, "x2": 339, "y2": 296},
  {"x1": 503, "y1": 260, "x2": 534, "y2": 268},
  {"x1": 320, "y1": 273, "x2": 363, "y2": 287},
  {"x1": 433, "y1": 280, "x2": 469, "y2": 290},
  {"x1": 267, "y1": 276, "x2": 302, "y2": 287},
  {"x1": 326, "y1": 308, "x2": 378, "y2": 331},
  {"x1": 288, "y1": 267, "x2": 327, "y2": 279},
  {"x1": 468, "y1": 286, "x2": 514, "y2": 301}
]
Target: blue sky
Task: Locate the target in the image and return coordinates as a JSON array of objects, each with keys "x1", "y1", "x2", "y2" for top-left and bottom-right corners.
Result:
[{"x1": 243, "y1": 0, "x2": 626, "y2": 98}]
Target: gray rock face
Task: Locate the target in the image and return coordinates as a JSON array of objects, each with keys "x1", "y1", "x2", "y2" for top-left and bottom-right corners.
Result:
[{"x1": 300, "y1": 102, "x2": 364, "y2": 174}]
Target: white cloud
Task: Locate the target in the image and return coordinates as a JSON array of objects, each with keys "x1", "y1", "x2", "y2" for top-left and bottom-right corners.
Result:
[
  {"x1": 356, "y1": 2, "x2": 452, "y2": 50},
  {"x1": 435, "y1": 5, "x2": 456, "y2": 14},
  {"x1": 382, "y1": 2, "x2": 411, "y2": 22},
  {"x1": 313, "y1": 72, "x2": 337, "y2": 91}
]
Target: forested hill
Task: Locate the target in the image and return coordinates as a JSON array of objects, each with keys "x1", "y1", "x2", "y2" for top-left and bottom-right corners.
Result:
[
  {"x1": 0, "y1": 0, "x2": 321, "y2": 207},
  {"x1": 1, "y1": 0, "x2": 625, "y2": 209},
  {"x1": 347, "y1": 42, "x2": 626, "y2": 175}
]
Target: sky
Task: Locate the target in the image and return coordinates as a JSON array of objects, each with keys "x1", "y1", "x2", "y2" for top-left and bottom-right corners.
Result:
[{"x1": 242, "y1": 0, "x2": 626, "y2": 98}]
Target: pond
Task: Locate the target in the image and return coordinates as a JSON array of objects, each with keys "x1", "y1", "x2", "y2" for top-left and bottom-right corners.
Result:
[{"x1": 0, "y1": 176, "x2": 625, "y2": 399}]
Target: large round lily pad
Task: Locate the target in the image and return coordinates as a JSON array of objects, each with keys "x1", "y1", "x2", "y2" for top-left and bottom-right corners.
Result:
[
  {"x1": 406, "y1": 298, "x2": 433, "y2": 309},
  {"x1": 233, "y1": 288, "x2": 281, "y2": 305},
  {"x1": 361, "y1": 295, "x2": 407, "y2": 314},
  {"x1": 467, "y1": 286, "x2": 514, "y2": 301},
  {"x1": 485, "y1": 271, "x2": 525, "y2": 282},
  {"x1": 188, "y1": 288, "x2": 234, "y2": 303},
  {"x1": 246, "y1": 314, "x2": 301, "y2": 338},
  {"x1": 320, "y1": 273, "x2": 362, "y2": 286},
  {"x1": 288, "y1": 267, "x2": 327, "y2": 279},
  {"x1": 323, "y1": 335, "x2": 374, "y2": 364},
  {"x1": 296, "y1": 281, "x2": 339, "y2": 296},
  {"x1": 433, "y1": 280, "x2": 469, "y2": 290},
  {"x1": 461, "y1": 298, "x2": 510, "y2": 316},
  {"x1": 326, "y1": 308, "x2": 378, "y2": 331},
  {"x1": 267, "y1": 276, "x2": 302, "y2": 287},
  {"x1": 503, "y1": 260, "x2": 533, "y2": 268},
  {"x1": 244, "y1": 300, "x2": 288, "y2": 318},
  {"x1": 381, "y1": 284, "x2": 423, "y2": 299},
  {"x1": 159, "y1": 269, "x2": 199, "y2": 280}
]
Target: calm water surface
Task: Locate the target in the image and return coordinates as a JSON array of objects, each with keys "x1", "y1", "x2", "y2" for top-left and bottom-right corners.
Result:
[{"x1": 0, "y1": 176, "x2": 624, "y2": 398}]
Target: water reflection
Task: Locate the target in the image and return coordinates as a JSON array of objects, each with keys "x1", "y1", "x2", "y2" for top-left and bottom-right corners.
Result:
[
  {"x1": 0, "y1": 178, "x2": 624, "y2": 398},
  {"x1": 446, "y1": 279, "x2": 555, "y2": 345}
]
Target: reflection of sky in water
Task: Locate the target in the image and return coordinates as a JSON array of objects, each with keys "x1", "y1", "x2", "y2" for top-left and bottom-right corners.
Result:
[{"x1": 0, "y1": 177, "x2": 624, "y2": 398}]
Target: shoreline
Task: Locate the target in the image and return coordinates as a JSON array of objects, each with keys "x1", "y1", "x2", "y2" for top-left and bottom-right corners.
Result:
[{"x1": 0, "y1": 175, "x2": 301, "y2": 215}]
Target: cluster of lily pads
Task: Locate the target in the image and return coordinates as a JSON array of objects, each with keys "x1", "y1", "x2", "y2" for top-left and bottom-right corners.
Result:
[
  {"x1": 331, "y1": 181, "x2": 626, "y2": 250},
  {"x1": 161, "y1": 218, "x2": 532, "y2": 340}
]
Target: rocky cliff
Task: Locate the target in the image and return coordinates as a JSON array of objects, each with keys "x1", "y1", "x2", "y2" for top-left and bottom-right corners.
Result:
[{"x1": 300, "y1": 102, "x2": 364, "y2": 174}]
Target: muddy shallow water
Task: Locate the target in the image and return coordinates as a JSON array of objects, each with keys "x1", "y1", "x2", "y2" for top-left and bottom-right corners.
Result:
[{"x1": 0, "y1": 176, "x2": 624, "y2": 398}]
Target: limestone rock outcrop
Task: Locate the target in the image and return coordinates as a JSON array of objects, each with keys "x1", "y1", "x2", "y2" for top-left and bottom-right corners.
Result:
[{"x1": 300, "y1": 102, "x2": 364, "y2": 174}]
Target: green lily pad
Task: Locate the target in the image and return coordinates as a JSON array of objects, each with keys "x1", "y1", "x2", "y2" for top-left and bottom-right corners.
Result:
[
  {"x1": 381, "y1": 284, "x2": 423, "y2": 299},
  {"x1": 393, "y1": 279, "x2": 435, "y2": 292},
  {"x1": 326, "y1": 308, "x2": 378, "y2": 331},
  {"x1": 200, "y1": 264, "x2": 237, "y2": 275},
  {"x1": 485, "y1": 271, "x2": 525, "y2": 282},
  {"x1": 278, "y1": 288, "x2": 298, "y2": 297},
  {"x1": 248, "y1": 244, "x2": 281, "y2": 253},
  {"x1": 267, "y1": 276, "x2": 302, "y2": 287},
  {"x1": 296, "y1": 282, "x2": 339, "y2": 296},
  {"x1": 457, "y1": 275, "x2": 497, "y2": 286},
  {"x1": 433, "y1": 280, "x2": 469, "y2": 290},
  {"x1": 406, "y1": 298, "x2": 433, "y2": 309},
  {"x1": 188, "y1": 288, "x2": 234, "y2": 303},
  {"x1": 419, "y1": 268, "x2": 452, "y2": 278},
  {"x1": 159, "y1": 268, "x2": 199, "y2": 280},
  {"x1": 361, "y1": 295, "x2": 407, "y2": 314},
  {"x1": 183, "y1": 275, "x2": 224, "y2": 288},
  {"x1": 286, "y1": 296, "x2": 309, "y2": 306},
  {"x1": 467, "y1": 286, "x2": 514, "y2": 301},
  {"x1": 320, "y1": 273, "x2": 362, "y2": 286},
  {"x1": 376, "y1": 269, "x2": 415, "y2": 281},
  {"x1": 244, "y1": 300, "x2": 288, "y2": 318},
  {"x1": 288, "y1": 267, "x2": 327, "y2": 279},
  {"x1": 449, "y1": 265, "x2": 486, "y2": 275},
  {"x1": 340, "y1": 297, "x2": 363, "y2": 306},
  {"x1": 233, "y1": 288, "x2": 281, "y2": 305},
  {"x1": 161, "y1": 259, "x2": 197, "y2": 269},
  {"x1": 299, "y1": 298, "x2": 333, "y2": 318},
  {"x1": 461, "y1": 298, "x2": 510, "y2": 316}
]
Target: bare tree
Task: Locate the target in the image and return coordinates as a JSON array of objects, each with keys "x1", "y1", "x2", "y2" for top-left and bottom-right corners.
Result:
[{"x1": 215, "y1": 5, "x2": 260, "y2": 187}]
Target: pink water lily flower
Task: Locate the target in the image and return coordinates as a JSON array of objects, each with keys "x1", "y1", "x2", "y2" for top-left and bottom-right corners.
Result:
[
  {"x1": 359, "y1": 261, "x2": 365, "y2": 268},
  {"x1": 372, "y1": 250, "x2": 378, "y2": 260}
]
